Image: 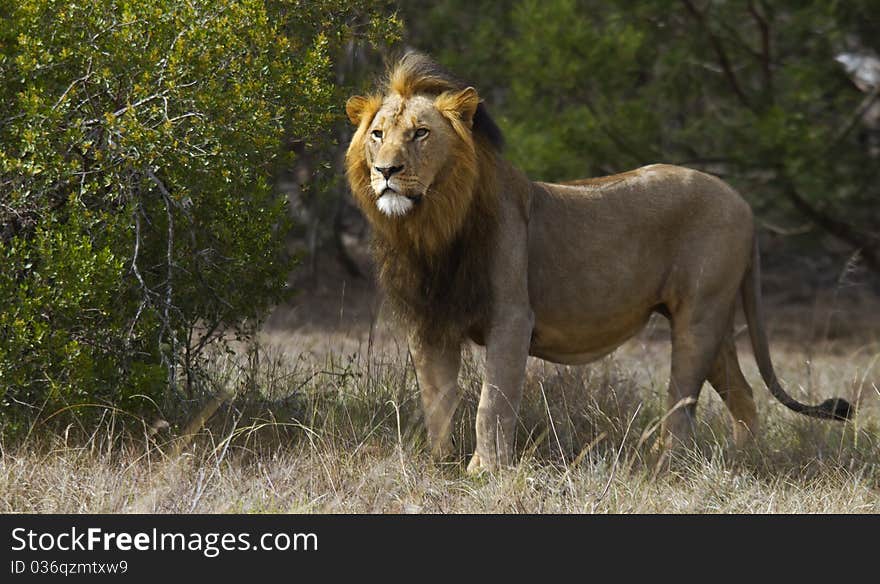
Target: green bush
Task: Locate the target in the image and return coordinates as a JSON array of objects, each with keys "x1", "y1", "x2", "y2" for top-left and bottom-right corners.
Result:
[{"x1": 0, "y1": 0, "x2": 397, "y2": 432}]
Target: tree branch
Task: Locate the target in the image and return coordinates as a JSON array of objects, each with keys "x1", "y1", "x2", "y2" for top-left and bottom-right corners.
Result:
[
  {"x1": 779, "y1": 176, "x2": 880, "y2": 274},
  {"x1": 747, "y1": 0, "x2": 773, "y2": 100},
  {"x1": 828, "y1": 84, "x2": 880, "y2": 151},
  {"x1": 681, "y1": 0, "x2": 755, "y2": 112},
  {"x1": 146, "y1": 168, "x2": 181, "y2": 397}
]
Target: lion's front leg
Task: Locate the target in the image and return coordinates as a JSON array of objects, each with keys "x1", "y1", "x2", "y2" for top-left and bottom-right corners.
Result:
[
  {"x1": 410, "y1": 337, "x2": 462, "y2": 460},
  {"x1": 468, "y1": 308, "x2": 533, "y2": 474}
]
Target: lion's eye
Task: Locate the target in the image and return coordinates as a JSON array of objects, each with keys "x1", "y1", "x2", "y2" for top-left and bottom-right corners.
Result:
[
  {"x1": 371, "y1": 129, "x2": 383, "y2": 140},
  {"x1": 414, "y1": 128, "x2": 429, "y2": 139}
]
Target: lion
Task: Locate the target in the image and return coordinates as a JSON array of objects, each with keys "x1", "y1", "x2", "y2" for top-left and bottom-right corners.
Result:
[{"x1": 345, "y1": 51, "x2": 853, "y2": 473}]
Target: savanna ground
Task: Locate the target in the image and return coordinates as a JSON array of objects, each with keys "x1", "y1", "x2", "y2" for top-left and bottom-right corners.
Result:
[{"x1": 3, "y1": 251, "x2": 880, "y2": 514}]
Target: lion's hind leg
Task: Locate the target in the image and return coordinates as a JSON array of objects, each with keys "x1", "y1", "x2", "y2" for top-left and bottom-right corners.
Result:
[
  {"x1": 707, "y1": 333, "x2": 758, "y2": 448},
  {"x1": 660, "y1": 298, "x2": 735, "y2": 454}
]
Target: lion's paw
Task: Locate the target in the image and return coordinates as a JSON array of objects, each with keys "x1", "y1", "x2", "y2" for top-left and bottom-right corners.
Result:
[{"x1": 466, "y1": 453, "x2": 495, "y2": 475}]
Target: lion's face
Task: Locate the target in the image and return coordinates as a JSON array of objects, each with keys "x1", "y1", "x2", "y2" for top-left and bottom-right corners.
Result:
[
  {"x1": 345, "y1": 80, "x2": 495, "y2": 254},
  {"x1": 361, "y1": 94, "x2": 458, "y2": 217},
  {"x1": 346, "y1": 89, "x2": 479, "y2": 221}
]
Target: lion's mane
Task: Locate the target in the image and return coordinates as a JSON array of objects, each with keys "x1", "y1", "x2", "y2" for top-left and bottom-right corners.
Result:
[{"x1": 345, "y1": 52, "x2": 504, "y2": 346}]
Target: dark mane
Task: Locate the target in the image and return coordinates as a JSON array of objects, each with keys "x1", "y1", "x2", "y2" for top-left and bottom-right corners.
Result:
[
  {"x1": 384, "y1": 50, "x2": 504, "y2": 151},
  {"x1": 372, "y1": 187, "x2": 496, "y2": 348}
]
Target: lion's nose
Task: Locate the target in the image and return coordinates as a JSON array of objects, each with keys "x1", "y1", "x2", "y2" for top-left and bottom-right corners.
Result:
[{"x1": 375, "y1": 165, "x2": 404, "y2": 180}]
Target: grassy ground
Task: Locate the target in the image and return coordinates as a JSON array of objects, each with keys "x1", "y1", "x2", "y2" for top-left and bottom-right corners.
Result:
[{"x1": 3, "y1": 308, "x2": 879, "y2": 513}]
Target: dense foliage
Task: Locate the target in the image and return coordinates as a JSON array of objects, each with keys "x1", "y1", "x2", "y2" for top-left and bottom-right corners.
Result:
[{"x1": 0, "y1": 0, "x2": 397, "y2": 430}]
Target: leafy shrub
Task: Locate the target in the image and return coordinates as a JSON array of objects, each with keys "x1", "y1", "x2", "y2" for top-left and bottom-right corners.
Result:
[{"x1": 0, "y1": 0, "x2": 396, "y2": 432}]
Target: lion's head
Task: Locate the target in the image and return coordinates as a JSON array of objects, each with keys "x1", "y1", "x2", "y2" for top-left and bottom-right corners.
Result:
[
  {"x1": 345, "y1": 51, "x2": 502, "y2": 256},
  {"x1": 344, "y1": 52, "x2": 504, "y2": 345}
]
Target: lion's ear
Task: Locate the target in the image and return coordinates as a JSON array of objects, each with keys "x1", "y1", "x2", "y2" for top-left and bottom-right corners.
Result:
[
  {"x1": 456, "y1": 87, "x2": 480, "y2": 125},
  {"x1": 346, "y1": 95, "x2": 369, "y2": 125},
  {"x1": 436, "y1": 87, "x2": 480, "y2": 127}
]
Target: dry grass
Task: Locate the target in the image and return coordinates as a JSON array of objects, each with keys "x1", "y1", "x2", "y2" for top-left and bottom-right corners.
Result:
[{"x1": 2, "y1": 312, "x2": 880, "y2": 514}]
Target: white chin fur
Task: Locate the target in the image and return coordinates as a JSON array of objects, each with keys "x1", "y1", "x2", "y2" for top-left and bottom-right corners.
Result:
[{"x1": 376, "y1": 193, "x2": 414, "y2": 217}]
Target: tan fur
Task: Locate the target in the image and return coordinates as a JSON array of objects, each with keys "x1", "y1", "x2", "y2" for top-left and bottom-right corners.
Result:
[{"x1": 346, "y1": 53, "x2": 852, "y2": 472}]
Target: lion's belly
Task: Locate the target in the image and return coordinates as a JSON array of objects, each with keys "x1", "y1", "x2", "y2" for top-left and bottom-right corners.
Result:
[{"x1": 528, "y1": 310, "x2": 654, "y2": 365}]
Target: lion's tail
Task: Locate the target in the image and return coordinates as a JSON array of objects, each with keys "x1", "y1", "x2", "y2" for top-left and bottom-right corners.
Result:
[{"x1": 741, "y1": 237, "x2": 854, "y2": 421}]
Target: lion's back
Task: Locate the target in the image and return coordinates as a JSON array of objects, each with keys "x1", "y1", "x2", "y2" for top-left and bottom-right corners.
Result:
[{"x1": 539, "y1": 164, "x2": 752, "y2": 233}]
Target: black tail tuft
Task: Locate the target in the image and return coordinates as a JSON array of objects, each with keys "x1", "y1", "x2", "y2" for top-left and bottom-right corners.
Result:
[{"x1": 817, "y1": 398, "x2": 854, "y2": 421}]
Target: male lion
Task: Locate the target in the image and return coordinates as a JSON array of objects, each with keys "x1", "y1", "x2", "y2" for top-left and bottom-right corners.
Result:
[{"x1": 345, "y1": 52, "x2": 853, "y2": 473}]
